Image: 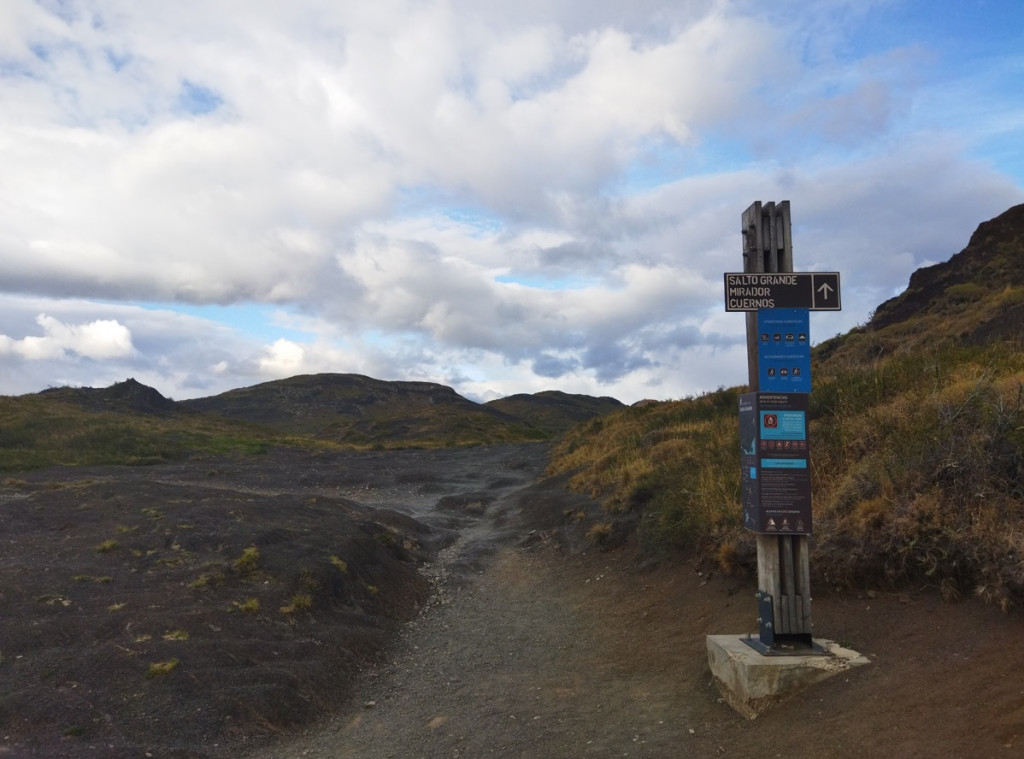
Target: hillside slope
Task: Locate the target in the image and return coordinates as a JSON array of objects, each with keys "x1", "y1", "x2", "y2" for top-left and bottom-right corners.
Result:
[
  {"x1": 486, "y1": 390, "x2": 624, "y2": 435},
  {"x1": 820, "y1": 202, "x2": 1024, "y2": 363},
  {"x1": 2, "y1": 374, "x2": 625, "y2": 470}
]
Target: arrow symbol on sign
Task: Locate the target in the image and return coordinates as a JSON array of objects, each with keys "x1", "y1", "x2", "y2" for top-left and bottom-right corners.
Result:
[{"x1": 817, "y1": 282, "x2": 834, "y2": 300}]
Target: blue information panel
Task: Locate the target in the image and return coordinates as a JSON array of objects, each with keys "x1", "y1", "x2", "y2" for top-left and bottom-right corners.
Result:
[
  {"x1": 757, "y1": 308, "x2": 811, "y2": 393},
  {"x1": 739, "y1": 392, "x2": 812, "y2": 534}
]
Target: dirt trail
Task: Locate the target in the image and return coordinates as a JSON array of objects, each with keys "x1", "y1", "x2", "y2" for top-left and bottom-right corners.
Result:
[
  {"x1": 251, "y1": 517, "x2": 1024, "y2": 759},
  {"x1": 250, "y1": 543, "x2": 722, "y2": 759}
]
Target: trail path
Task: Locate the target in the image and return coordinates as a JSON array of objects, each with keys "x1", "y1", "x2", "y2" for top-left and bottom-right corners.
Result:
[
  {"x1": 244, "y1": 444, "x2": 1024, "y2": 759},
  {"x1": 251, "y1": 536, "x2": 1024, "y2": 759},
  {"x1": 251, "y1": 542, "x2": 729, "y2": 759}
]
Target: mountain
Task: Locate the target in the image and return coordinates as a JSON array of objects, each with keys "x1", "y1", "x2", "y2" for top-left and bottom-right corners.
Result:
[
  {"x1": 818, "y1": 202, "x2": 1024, "y2": 365},
  {"x1": 486, "y1": 390, "x2": 624, "y2": 435},
  {"x1": 38, "y1": 377, "x2": 178, "y2": 415},
  {"x1": 179, "y1": 374, "x2": 623, "y2": 447},
  {"x1": 179, "y1": 373, "x2": 540, "y2": 446},
  {"x1": 3, "y1": 373, "x2": 624, "y2": 471}
]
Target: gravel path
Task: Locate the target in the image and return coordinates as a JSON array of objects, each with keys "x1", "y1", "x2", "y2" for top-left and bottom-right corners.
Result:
[{"x1": 248, "y1": 542, "x2": 712, "y2": 759}]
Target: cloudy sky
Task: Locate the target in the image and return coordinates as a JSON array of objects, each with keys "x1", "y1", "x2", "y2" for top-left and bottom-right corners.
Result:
[{"x1": 1, "y1": 0, "x2": 1022, "y2": 404}]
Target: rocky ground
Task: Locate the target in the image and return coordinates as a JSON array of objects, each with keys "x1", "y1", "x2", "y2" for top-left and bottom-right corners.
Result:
[
  {"x1": 2, "y1": 443, "x2": 1024, "y2": 757},
  {"x1": 0, "y1": 444, "x2": 548, "y2": 756}
]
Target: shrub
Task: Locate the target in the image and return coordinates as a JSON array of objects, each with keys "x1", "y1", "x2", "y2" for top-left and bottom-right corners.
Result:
[{"x1": 189, "y1": 573, "x2": 223, "y2": 589}]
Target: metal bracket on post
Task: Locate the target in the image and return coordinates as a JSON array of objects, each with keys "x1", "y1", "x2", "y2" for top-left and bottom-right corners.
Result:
[
  {"x1": 750, "y1": 590, "x2": 776, "y2": 653},
  {"x1": 745, "y1": 589, "x2": 824, "y2": 655}
]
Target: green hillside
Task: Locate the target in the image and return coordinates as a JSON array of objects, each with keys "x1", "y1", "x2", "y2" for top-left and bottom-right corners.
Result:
[
  {"x1": 0, "y1": 374, "x2": 623, "y2": 471},
  {"x1": 549, "y1": 204, "x2": 1024, "y2": 609}
]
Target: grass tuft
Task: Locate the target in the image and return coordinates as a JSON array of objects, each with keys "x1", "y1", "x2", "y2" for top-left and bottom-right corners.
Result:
[
  {"x1": 146, "y1": 658, "x2": 180, "y2": 679},
  {"x1": 230, "y1": 597, "x2": 260, "y2": 613},
  {"x1": 232, "y1": 546, "x2": 260, "y2": 576},
  {"x1": 279, "y1": 593, "x2": 312, "y2": 614}
]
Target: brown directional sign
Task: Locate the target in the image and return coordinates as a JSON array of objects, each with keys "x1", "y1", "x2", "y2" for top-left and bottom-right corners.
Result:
[{"x1": 723, "y1": 272, "x2": 841, "y2": 311}]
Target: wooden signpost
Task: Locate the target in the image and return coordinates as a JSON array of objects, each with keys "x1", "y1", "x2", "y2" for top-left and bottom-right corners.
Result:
[{"x1": 725, "y1": 201, "x2": 842, "y2": 654}]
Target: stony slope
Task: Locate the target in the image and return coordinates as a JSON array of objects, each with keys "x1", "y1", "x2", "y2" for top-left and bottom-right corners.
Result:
[{"x1": 819, "y1": 202, "x2": 1024, "y2": 364}]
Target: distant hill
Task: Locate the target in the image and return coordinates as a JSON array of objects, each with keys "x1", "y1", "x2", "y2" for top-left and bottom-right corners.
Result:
[
  {"x1": 38, "y1": 377, "x2": 178, "y2": 415},
  {"x1": 181, "y1": 374, "x2": 625, "y2": 447},
  {"x1": 2, "y1": 373, "x2": 626, "y2": 471},
  {"x1": 485, "y1": 390, "x2": 624, "y2": 435},
  {"x1": 179, "y1": 373, "x2": 544, "y2": 447}
]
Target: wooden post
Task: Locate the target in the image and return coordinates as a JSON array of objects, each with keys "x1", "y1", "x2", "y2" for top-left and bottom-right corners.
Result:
[{"x1": 741, "y1": 200, "x2": 813, "y2": 647}]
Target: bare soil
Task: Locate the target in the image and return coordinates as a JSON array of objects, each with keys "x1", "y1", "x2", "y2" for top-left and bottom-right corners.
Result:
[{"x1": 3, "y1": 444, "x2": 1024, "y2": 757}]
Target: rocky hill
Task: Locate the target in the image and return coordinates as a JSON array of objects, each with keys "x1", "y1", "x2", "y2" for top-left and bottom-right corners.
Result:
[
  {"x1": 38, "y1": 377, "x2": 178, "y2": 415},
  {"x1": 819, "y1": 202, "x2": 1024, "y2": 365},
  {"x1": 871, "y1": 202, "x2": 1024, "y2": 336},
  {"x1": 485, "y1": 390, "x2": 624, "y2": 435},
  {"x1": 180, "y1": 373, "x2": 623, "y2": 447}
]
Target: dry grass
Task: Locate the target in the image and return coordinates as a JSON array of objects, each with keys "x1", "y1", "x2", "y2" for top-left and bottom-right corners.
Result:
[{"x1": 549, "y1": 342, "x2": 1024, "y2": 608}]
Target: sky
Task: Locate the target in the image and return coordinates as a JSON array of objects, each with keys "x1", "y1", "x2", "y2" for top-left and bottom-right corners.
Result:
[{"x1": 1, "y1": 0, "x2": 1022, "y2": 404}]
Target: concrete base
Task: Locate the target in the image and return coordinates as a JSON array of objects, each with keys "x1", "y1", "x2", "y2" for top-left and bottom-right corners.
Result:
[{"x1": 706, "y1": 635, "x2": 869, "y2": 719}]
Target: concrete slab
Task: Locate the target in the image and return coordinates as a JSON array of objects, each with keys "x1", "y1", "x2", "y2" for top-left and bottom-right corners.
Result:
[{"x1": 706, "y1": 635, "x2": 870, "y2": 719}]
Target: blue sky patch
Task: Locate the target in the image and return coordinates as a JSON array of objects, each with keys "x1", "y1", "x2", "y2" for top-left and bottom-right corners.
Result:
[{"x1": 177, "y1": 80, "x2": 223, "y2": 116}]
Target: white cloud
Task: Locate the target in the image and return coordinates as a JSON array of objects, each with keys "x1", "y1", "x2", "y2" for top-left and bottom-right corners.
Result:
[
  {"x1": 258, "y1": 338, "x2": 306, "y2": 377},
  {"x1": 0, "y1": 314, "x2": 134, "y2": 361},
  {"x1": 0, "y1": 0, "x2": 1021, "y2": 404}
]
